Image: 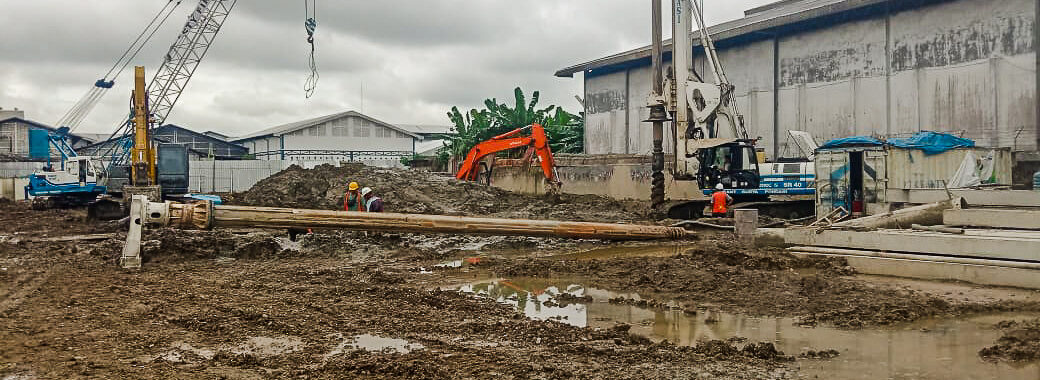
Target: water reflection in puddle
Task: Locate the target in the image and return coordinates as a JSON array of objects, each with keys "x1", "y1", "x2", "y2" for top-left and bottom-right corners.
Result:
[
  {"x1": 457, "y1": 278, "x2": 1040, "y2": 380},
  {"x1": 327, "y1": 333, "x2": 425, "y2": 355},
  {"x1": 547, "y1": 244, "x2": 688, "y2": 260}
]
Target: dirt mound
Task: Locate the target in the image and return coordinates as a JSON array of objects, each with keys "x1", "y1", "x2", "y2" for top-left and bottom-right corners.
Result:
[
  {"x1": 980, "y1": 319, "x2": 1040, "y2": 362},
  {"x1": 237, "y1": 163, "x2": 653, "y2": 222}
]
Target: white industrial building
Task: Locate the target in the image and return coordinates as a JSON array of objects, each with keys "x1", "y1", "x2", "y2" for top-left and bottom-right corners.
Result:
[
  {"x1": 557, "y1": 0, "x2": 1039, "y2": 187},
  {"x1": 233, "y1": 110, "x2": 422, "y2": 166}
]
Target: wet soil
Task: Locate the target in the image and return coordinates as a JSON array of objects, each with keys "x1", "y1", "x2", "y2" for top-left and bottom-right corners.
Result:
[
  {"x1": 237, "y1": 163, "x2": 655, "y2": 222},
  {"x1": 1, "y1": 201, "x2": 793, "y2": 379},
  {"x1": 4, "y1": 181, "x2": 1040, "y2": 379},
  {"x1": 485, "y1": 238, "x2": 1040, "y2": 329},
  {"x1": 980, "y1": 319, "x2": 1040, "y2": 362}
]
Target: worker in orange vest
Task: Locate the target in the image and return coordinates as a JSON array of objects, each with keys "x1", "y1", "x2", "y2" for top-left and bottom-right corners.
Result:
[
  {"x1": 711, "y1": 183, "x2": 733, "y2": 218},
  {"x1": 343, "y1": 181, "x2": 365, "y2": 211}
]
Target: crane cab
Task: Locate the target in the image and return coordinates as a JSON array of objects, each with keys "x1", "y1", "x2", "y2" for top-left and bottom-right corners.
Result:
[
  {"x1": 695, "y1": 140, "x2": 761, "y2": 191},
  {"x1": 25, "y1": 156, "x2": 108, "y2": 207}
]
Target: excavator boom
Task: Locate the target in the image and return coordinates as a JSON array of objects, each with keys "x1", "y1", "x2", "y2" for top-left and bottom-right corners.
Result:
[{"x1": 455, "y1": 124, "x2": 560, "y2": 191}]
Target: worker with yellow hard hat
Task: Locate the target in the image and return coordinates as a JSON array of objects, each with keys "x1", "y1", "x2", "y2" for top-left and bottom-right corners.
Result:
[{"x1": 343, "y1": 181, "x2": 365, "y2": 211}]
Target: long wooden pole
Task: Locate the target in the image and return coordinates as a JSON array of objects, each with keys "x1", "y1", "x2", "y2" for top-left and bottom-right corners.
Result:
[{"x1": 163, "y1": 202, "x2": 691, "y2": 241}]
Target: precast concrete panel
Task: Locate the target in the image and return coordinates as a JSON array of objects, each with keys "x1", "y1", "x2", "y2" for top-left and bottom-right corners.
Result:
[
  {"x1": 888, "y1": 69, "x2": 924, "y2": 136},
  {"x1": 577, "y1": 0, "x2": 1036, "y2": 161},
  {"x1": 918, "y1": 61, "x2": 996, "y2": 144},
  {"x1": 585, "y1": 70, "x2": 628, "y2": 155},
  {"x1": 627, "y1": 65, "x2": 651, "y2": 155},
  {"x1": 889, "y1": 0, "x2": 1036, "y2": 148},
  {"x1": 852, "y1": 76, "x2": 888, "y2": 137},
  {"x1": 889, "y1": 0, "x2": 1034, "y2": 72},
  {"x1": 995, "y1": 54, "x2": 1038, "y2": 151},
  {"x1": 778, "y1": 16, "x2": 886, "y2": 87}
]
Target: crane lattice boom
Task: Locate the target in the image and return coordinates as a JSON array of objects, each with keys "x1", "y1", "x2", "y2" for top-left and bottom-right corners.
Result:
[{"x1": 148, "y1": 0, "x2": 237, "y2": 125}]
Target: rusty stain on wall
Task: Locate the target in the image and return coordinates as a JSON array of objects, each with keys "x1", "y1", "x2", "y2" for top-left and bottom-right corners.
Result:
[
  {"x1": 892, "y1": 15, "x2": 1034, "y2": 71},
  {"x1": 780, "y1": 45, "x2": 884, "y2": 86},
  {"x1": 585, "y1": 90, "x2": 627, "y2": 114}
]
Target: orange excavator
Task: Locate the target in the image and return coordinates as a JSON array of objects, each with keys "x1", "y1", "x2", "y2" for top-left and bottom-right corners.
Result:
[{"x1": 455, "y1": 123, "x2": 562, "y2": 193}]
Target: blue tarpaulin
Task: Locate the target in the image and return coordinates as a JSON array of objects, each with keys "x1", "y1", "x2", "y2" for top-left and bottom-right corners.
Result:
[
  {"x1": 887, "y1": 131, "x2": 975, "y2": 155},
  {"x1": 817, "y1": 136, "x2": 883, "y2": 150},
  {"x1": 818, "y1": 131, "x2": 974, "y2": 155}
]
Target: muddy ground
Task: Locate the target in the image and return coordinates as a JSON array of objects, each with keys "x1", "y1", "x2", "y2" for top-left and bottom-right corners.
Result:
[
  {"x1": 3, "y1": 163, "x2": 1040, "y2": 378},
  {"x1": 980, "y1": 319, "x2": 1040, "y2": 362}
]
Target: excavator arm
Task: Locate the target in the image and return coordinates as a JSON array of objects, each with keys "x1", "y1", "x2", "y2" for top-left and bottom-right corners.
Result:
[{"x1": 455, "y1": 124, "x2": 560, "y2": 191}]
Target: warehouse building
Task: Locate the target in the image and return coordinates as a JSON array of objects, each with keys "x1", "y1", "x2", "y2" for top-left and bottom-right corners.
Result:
[
  {"x1": 557, "y1": 0, "x2": 1038, "y2": 185},
  {"x1": 0, "y1": 108, "x2": 96, "y2": 159},
  {"x1": 233, "y1": 110, "x2": 422, "y2": 166},
  {"x1": 76, "y1": 124, "x2": 245, "y2": 160}
]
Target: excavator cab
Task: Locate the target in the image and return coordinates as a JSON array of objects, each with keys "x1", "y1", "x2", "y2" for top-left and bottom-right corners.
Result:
[{"x1": 695, "y1": 140, "x2": 760, "y2": 190}]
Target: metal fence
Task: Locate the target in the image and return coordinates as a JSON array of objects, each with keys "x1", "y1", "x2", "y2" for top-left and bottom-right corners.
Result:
[
  {"x1": 188, "y1": 160, "x2": 289, "y2": 193},
  {"x1": 0, "y1": 158, "x2": 404, "y2": 198}
]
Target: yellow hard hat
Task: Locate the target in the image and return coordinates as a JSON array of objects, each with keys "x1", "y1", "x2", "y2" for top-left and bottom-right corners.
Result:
[{"x1": 348, "y1": 182, "x2": 359, "y2": 191}]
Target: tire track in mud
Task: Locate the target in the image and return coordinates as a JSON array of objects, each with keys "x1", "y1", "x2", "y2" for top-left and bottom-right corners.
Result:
[{"x1": 0, "y1": 267, "x2": 58, "y2": 315}]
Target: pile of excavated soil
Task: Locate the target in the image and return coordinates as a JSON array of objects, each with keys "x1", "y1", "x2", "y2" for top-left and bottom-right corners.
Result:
[
  {"x1": 486, "y1": 240, "x2": 1002, "y2": 328},
  {"x1": 980, "y1": 319, "x2": 1040, "y2": 362},
  {"x1": 237, "y1": 163, "x2": 654, "y2": 222}
]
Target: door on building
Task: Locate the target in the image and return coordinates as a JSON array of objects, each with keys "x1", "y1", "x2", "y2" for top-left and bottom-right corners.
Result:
[{"x1": 848, "y1": 151, "x2": 865, "y2": 216}]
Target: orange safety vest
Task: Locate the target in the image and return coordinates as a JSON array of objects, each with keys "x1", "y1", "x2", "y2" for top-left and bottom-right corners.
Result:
[
  {"x1": 344, "y1": 191, "x2": 365, "y2": 212},
  {"x1": 711, "y1": 191, "x2": 729, "y2": 214}
]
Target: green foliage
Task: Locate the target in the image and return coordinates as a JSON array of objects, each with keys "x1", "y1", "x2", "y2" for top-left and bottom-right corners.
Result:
[
  {"x1": 399, "y1": 153, "x2": 422, "y2": 167},
  {"x1": 439, "y1": 87, "x2": 584, "y2": 161}
]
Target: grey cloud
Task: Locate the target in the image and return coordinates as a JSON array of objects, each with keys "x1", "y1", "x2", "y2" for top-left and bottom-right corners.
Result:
[{"x1": 1, "y1": 0, "x2": 775, "y2": 136}]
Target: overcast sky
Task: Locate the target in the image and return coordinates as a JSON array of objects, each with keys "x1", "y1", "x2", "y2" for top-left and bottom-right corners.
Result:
[{"x1": 0, "y1": 0, "x2": 775, "y2": 136}]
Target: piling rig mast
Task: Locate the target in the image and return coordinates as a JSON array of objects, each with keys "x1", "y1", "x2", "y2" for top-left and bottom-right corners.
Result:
[
  {"x1": 654, "y1": 0, "x2": 815, "y2": 219},
  {"x1": 668, "y1": 0, "x2": 757, "y2": 190},
  {"x1": 99, "y1": 0, "x2": 237, "y2": 195}
]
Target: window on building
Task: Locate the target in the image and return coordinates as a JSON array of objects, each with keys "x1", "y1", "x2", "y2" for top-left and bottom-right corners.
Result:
[
  {"x1": 315, "y1": 125, "x2": 326, "y2": 136},
  {"x1": 355, "y1": 120, "x2": 371, "y2": 137},
  {"x1": 332, "y1": 118, "x2": 348, "y2": 136},
  {"x1": 0, "y1": 123, "x2": 16, "y2": 153}
]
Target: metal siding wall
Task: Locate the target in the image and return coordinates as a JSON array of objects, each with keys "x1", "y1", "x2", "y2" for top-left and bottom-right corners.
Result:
[
  {"x1": 814, "y1": 150, "x2": 850, "y2": 217},
  {"x1": 0, "y1": 162, "x2": 44, "y2": 177},
  {"x1": 885, "y1": 147, "x2": 1014, "y2": 189},
  {"x1": 189, "y1": 160, "x2": 289, "y2": 193}
]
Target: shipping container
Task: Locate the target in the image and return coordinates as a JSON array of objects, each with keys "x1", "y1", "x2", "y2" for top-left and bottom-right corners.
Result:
[{"x1": 815, "y1": 146, "x2": 1012, "y2": 217}]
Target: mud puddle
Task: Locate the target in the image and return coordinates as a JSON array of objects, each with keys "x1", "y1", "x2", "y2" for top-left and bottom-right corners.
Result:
[
  {"x1": 326, "y1": 333, "x2": 424, "y2": 356},
  {"x1": 455, "y1": 277, "x2": 1040, "y2": 380},
  {"x1": 546, "y1": 244, "x2": 689, "y2": 260}
]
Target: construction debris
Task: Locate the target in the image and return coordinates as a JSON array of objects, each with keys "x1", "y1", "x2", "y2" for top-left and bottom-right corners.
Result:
[{"x1": 829, "y1": 198, "x2": 965, "y2": 230}]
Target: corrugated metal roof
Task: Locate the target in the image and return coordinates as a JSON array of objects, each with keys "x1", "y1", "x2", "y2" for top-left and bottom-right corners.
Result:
[
  {"x1": 233, "y1": 111, "x2": 422, "y2": 141},
  {"x1": 555, "y1": 0, "x2": 889, "y2": 77},
  {"x1": 395, "y1": 124, "x2": 454, "y2": 135}
]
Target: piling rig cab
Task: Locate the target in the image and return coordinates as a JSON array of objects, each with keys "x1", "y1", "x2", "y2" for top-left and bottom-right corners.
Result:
[
  {"x1": 455, "y1": 123, "x2": 562, "y2": 194},
  {"x1": 663, "y1": 0, "x2": 814, "y2": 219}
]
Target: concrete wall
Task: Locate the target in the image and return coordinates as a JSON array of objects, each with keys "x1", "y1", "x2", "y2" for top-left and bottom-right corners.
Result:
[
  {"x1": 581, "y1": 0, "x2": 1037, "y2": 163},
  {"x1": 0, "y1": 177, "x2": 29, "y2": 200},
  {"x1": 490, "y1": 155, "x2": 705, "y2": 200}
]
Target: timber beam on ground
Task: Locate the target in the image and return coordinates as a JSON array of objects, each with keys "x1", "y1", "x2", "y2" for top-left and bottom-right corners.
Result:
[
  {"x1": 789, "y1": 248, "x2": 1040, "y2": 289},
  {"x1": 943, "y1": 208, "x2": 1040, "y2": 230},
  {"x1": 784, "y1": 228, "x2": 1040, "y2": 262}
]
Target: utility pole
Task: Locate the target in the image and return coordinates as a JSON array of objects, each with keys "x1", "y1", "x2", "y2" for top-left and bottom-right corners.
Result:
[{"x1": 647, "y1": 0, "x2": 669, "y2": 208}]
